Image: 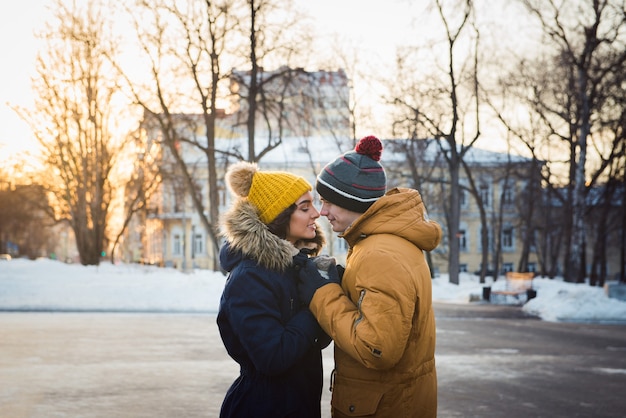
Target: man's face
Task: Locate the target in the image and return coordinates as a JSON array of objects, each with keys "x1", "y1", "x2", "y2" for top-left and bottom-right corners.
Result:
[{"x1": 319, "y1": 198, "x2": 362, "y2": 233}]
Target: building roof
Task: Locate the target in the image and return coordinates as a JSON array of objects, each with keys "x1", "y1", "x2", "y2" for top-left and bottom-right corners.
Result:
[{"x1": 213, "y1": 136, "x2": 534, "y2": 168}]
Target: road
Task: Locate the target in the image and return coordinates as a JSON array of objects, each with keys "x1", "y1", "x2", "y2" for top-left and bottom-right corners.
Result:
[
  {"x1": 434, "y1": 303, "x2": 626, "y2": 417},
  {"x1": 0, "y1": 303, "x2": 625, "y2": 418}
]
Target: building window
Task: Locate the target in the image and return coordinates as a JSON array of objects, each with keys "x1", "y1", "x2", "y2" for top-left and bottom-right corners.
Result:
[
  {"x1": 502, "y1": 226, "x2": 514, "y2": 251},
  {"x1": 527, "y1": 263, "x2": 537, "y2": 273},
  {"x1": 458, "y1": 229, "x2": 467, "y2": 252},
  {"x1": 174, "y1": 188, "x2": 185, "y2": 213},
  {"x1": 478, "y1": 226, "x2": 491, "y2": 251},
  {"x1": 501, "y1": 180, "x2": 514, "y2": 206},
  {"x1": 459, "y1": 264, "x2": 468, "y2": 273},
  {"x1": 173, "y1": 234, "x2": 182, "y2": 255},
  {"x1": 529, "y1": 230, "x2": 538, "y2": 253},
  {"x1": 476, "y1": 263, "x2": 494, "y2": 276},
  {"x1": 479, "y1": 183, "x2": 490, "y2": 207},
  {"x1": 193, "y1": 233, "x2": 204, "y2": 255},
  {"x1": 337, "y1": 237, "x2": 348, "y2": 252},
  {"x1": 503, "y1": 263, "x2": 514, "y2": 272},
  {"x1": 460, "y1": 188, "x2": 468, "y2": 208}
]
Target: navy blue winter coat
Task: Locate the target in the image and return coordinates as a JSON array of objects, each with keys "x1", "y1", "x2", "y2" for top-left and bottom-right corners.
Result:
[{"x1": 217, "y1": 199, "x2": 330, "y2": 418}]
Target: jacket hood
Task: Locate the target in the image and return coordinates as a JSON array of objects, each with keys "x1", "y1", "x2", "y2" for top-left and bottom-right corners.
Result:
[
  {"x1": 220, "y1": 198, "x2": 325, "y2": 272},
  {"x1": 343, "y1": 187, "x2": 441, "y2": 251}
]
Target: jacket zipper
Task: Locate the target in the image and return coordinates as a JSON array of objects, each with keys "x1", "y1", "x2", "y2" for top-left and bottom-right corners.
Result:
[
  {"x1": 354, "y1": 289, "x2": 366, "y2": 328},
  {"x1": 354, "y1": 289, "x2": 382, "y2": 358}
]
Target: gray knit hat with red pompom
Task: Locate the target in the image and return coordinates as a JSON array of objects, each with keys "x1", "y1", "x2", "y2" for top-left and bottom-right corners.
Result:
[{"x1": 316, "y1": 136, "x2": 387, "y2": 213}]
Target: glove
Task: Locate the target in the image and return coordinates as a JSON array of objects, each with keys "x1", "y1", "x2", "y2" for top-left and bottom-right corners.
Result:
[
  {"x1": 297, "y1": 258, "x2": 339, "y2": 306},
  {"x1": 336, "y1": 264, "x2": 345, "y2": 281},
  {"x1": 310, "y1": 255, "x2": 336, "y2": 279},
  {"x1": 293, "y1": 248, "x2": 310, "y2": 270},
  {"x1": 309, "y1": 256, "x2": 344, "y2": 286}
]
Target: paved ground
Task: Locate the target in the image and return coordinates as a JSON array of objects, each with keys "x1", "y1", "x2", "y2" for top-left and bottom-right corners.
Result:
[
  {"x1": 434, "y1": 303, "x2": 626, "y2": 417},
  {"x1": 1, "y1": 303, "x2": 625, "y2": 418}
]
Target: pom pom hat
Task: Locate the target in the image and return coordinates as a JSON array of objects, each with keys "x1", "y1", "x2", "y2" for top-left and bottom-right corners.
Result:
[
  {"x1": 225, "y1": 161, "x2": 312, "y2": 224},
  {"x1": 316, "y1": 135, "x2": 387, "y2": 213}
]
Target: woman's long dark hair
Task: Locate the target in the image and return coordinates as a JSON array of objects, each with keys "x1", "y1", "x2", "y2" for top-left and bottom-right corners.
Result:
[{"x1": 267, "y1": 204, "x2": 296, "y2": 239}]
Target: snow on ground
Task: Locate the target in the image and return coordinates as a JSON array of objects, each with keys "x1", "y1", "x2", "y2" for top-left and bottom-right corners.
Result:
[
  {"x1": 434, "y1": 272, "x2": 626, "y2": 324},
  {"x1": 0, "y1": 258, "x2": 223, "y2": 313},
  {"x1": 1, "y1": 258, "x2": 626, "y2": 324}
]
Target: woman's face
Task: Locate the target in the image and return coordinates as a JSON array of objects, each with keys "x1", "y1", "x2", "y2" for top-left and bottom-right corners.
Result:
[{"x1": 285, "y1": 191, "x2": 320, "y2": 244}]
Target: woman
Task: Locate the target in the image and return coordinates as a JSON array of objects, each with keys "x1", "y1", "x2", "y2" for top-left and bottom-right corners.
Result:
[{"x1": 217, "y1": 161, "x2": 332, "y2": 418}]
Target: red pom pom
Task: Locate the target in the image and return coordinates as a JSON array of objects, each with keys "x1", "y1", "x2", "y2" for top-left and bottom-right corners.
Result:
[{"x1": 355, "y1": 135, "x2": 382, "y2": 161}]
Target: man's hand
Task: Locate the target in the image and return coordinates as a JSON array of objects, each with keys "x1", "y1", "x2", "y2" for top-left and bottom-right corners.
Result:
[
  {"x1": 297, "y1": 258, "x2": 339, "y2": 305},
  {"x1": 336, "y1": 264, "x2": 345, "y2": 281}
]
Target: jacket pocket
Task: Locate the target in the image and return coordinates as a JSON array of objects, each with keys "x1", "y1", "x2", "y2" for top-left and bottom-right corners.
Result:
[{"x1": 331, "y1": 374, "x2": 383, "y2": 416}]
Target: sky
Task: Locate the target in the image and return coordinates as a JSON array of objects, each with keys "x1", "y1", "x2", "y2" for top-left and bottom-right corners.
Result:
[
  {"x1": 0, "y1": 0, "x2": 528, "y2": 166},
  {"x1": 2, "y1": 257, "x2": 626, "y2": 324},
  {"x1": 0, "y1": 0, "x2": 416, "y2": 165},
  {"x1": 0, "y1": 0, "x2": 50, "y2": 164}
]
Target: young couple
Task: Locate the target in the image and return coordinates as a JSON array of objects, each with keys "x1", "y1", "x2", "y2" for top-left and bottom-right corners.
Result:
[{"x1": 217, "y1": 136, "x2": 442, "y2": 418}]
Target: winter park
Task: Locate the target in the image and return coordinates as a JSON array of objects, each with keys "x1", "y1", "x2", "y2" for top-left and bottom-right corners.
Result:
[{"x1": 2, "y1": 258, "x2": 626, "y2": 417}]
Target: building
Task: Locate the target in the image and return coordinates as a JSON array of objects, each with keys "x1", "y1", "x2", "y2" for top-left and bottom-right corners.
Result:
[
  {"x1": 121, "y1": 67, "x2": 623, "y2": 280},
  {"x1": 229, "y1": 66, "x2": 350, "y2": 139},
  {"x1": 124, "y1": 123, "x2": 547, "y2": 277},
  {"x1": 381, "y1": 139, "x2": 544, "y2": 277},
  {"x1": 123, "y1": 129, "x2": 626, "y2": 281},
  {"x1": 123, "y1": 68, "x2": 352, "y2": 271}
]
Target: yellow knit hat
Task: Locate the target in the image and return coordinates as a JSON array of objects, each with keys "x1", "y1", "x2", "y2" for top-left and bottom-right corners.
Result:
[{"x1": 226, "y1": 161, "x2": 312, "y2": 224}]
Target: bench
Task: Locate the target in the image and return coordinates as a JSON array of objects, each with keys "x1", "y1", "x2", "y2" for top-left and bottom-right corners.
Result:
[{"x1": 485, "y1": 272, "x2": 537, "y2": 304}]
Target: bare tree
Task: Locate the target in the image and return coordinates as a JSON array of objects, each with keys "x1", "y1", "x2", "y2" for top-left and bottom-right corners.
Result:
[
  {"x1": 389, "y1": 0, "x2": 481, "y2": 284},
  {"x1": 499, "y1": 0, "x2": 626, "y2": 282},
  {"x1": 587, "y1": 105, "x2": 626, "y2": 285},
  {"x1": 109, "y1": 130, "x2": 162, "y2": 264},
  {"x1": 233, "y1": 0, "x2": 314, "y2": 162},
  {"x1": 386, "y1": 138, "x2": 444, "y2": 278},
  {"x1": 487, "y1": 77, "x2": 565, "y2": 278},
  {"x1": 0, "y1": 177, "x2": 54, "y2": 259},
  {"x1": 112, "y1": 0, "x2": 240, "y2": 270},
  {"x1": 460, "y1": 159, "x2": 490, "y2": 283},
  {"x1": 16, "y1": 0, "x2": 129, "y2": 265},
  {"x1": 323, "y1": 40, "x2": 378, "y2": 143}
]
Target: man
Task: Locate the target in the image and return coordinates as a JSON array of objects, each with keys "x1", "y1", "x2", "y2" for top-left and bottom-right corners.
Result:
[{"x1": 296, "y1": 135, "x2": 442, "y2": 417}]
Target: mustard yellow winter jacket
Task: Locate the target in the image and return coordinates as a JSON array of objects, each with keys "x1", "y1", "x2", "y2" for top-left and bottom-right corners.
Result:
[{"x1": 310, "y1": 187, "x2": 442, "y2": 418}]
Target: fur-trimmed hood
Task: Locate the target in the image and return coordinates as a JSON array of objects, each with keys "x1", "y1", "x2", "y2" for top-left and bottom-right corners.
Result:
[{"x1": 220, "y1": 198, "x2": 325, "y2": 272}]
